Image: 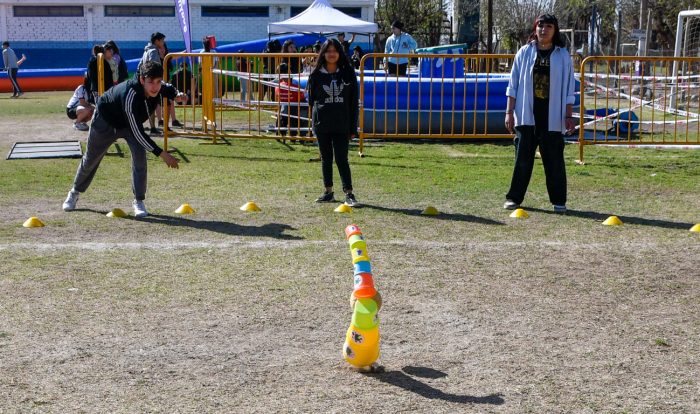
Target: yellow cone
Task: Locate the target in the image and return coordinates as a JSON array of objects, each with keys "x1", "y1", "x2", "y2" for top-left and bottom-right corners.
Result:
[
  {"x1": 603, "y1": 215, "x2": 623, "y2": 226},
  {"x1": 421, "y1": 206, "x2": 439, "y2": 216},
  {"x1": 690, "y1": 223, "x2": 700, "y2": 232},
  {"x1": 335, "y1": 204, "x2": 352, "y2": 213},
  {"x1": 240, "y1": 201, "x2": 261, "y2": 212},
  {"x1": 510, "y1": 208, "x2": 529, "y2": 219},
  {"x1": 23, "y1": 217, "x2": 45, "y2": 228},
  {"x1": 175, "y1": 203, "x2": 195, "y2": 214},
  {"x1": 106, "y1": 208, "x2": 127, "y2": 218}
]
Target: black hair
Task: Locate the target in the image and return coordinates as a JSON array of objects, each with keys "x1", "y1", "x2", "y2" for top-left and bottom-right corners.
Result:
[
  {"x1": 140, "y1": 61, "x2": 164, "y2": 79},
  {"x1": 104, "y1": 40, "x2": 120, "y2": 55},
  {"x1": 2, "y1": 41, "x2": 9, "y2": 47},
  {"x1": 528, "y1": 13, "x2": 565, "y2": 47},
  {"x1": 150, "y1": 32, "x2": 166, "y2": 44},
  {"x1": 391, "y1": 21, "x2": 404, "y2": 31},
  {"x1": 92, "y1": 44, "x2": 104, "y2": 56},
  {"x1": 312, "y1": 38, "x2": 353, "y2": 75},
  {"x1": 277, "y1": 62, "x2": 289, "y2": 74},
  {"x1": 282, "y1": 39, "x2": 296, "y2": 53}
]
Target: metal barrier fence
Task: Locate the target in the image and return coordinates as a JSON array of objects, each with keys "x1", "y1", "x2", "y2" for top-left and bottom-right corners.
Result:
[
  {"x1": 357, "y1": 53, "x2": 514, "y2": 154},
  {"x1": 161, "y1": 52, "x2": 317, "y2": 151},
  {"x1": 577, "y1": 56, "x2": 700, "y2": 162}
]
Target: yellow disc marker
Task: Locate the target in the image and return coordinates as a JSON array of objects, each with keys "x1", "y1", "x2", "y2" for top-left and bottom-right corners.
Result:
[
  {"x1": 510, "y1": 208, "x2": 529, "y2": 219},
  {"x1": 23, "y1": 217, "x2": 45, "y2": 228},
  {"x1": 175, "y1": 203, "x2": 195, "y2": 214},
  {"x1": 334, "y1": 204, "x2": 352, "y2": 213},
  {"x1": 421, "y1": 206, "x2": 439, "y2": 216},
  {"x1": 689, "y1": 223, "x2": 700, "y2": 232},
  {"x1": 603, "y1": 215, "x2": 623, "y2": 226},
  {"x1": 240, "y1": 201, "x2": 261, "y2": 212},
  {"x1": 106, "y1": 208, "x2": 128, "y2": 218}
]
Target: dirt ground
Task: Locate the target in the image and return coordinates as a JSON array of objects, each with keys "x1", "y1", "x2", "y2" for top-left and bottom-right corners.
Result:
[{"x1": 1, "y1": 116, "x2": 699, "y2": 413}]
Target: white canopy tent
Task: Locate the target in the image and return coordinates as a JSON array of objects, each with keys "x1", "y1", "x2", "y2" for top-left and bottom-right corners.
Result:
[{"x1": 268, "y1": 0, "x2": 378, "y2": 35}]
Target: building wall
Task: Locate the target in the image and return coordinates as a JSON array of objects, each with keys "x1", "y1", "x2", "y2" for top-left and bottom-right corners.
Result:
[{"x1": 0, "y1": 1, "x2": 374, "y2": 44}]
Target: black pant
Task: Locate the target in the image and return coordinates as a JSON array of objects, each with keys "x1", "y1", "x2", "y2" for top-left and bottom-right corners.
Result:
[
  {"x1": 506, "y1": 126, "x2": 566, "y2": 206},
  {"x1": 317, "y1": 132, "x2": 352, "y2": 192},
  {"x1": 278, "y1": 104, "x2": 308, "y2": 137},
  {"x1": 387, "y1": 62, "x2": 407, "y2": 76},
  {"x1": 8, "y1": 68, "x2": 21, "y2": 95}
]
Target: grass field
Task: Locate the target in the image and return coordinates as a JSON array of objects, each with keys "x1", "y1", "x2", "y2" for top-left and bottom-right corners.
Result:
[{"x1": 0, "y1": 91, "x2": 699, "y2": 412}]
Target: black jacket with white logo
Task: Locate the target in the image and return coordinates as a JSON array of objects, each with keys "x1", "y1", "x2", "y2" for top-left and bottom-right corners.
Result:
[
  {"x1": 307, "y1": 67, "x2": 358, "y2": 136},
  {"x1": 96, "y1": 78, "x2": 178, "y2": 156}
]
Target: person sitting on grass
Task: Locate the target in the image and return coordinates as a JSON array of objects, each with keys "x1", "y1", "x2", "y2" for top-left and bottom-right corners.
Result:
[
  {"x1": 62, "y1": 61, "x2": 186, "y2": 218},
  {"x1": 66, "y1": 74, "x2": 94, "y2": 131}
]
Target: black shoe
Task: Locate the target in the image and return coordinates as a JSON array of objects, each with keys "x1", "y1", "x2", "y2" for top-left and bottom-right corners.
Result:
[
  {"x1": 158, "y1": 120, "x2": 164, "y2": 127},
  {"x1": 344, "y1": 193, "x2": 359, "y2": 207},
  {"x1": 150, "y1": 127, "x2": 161, "y2": 135},
  {"x1": 315, "y1": 191, "x2": 334, "y2": 203},
  {"x1": 171, "y1": 119, "x2": 183, "y2": 127}
]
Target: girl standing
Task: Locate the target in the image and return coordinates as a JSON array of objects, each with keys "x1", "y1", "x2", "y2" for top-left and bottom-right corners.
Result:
[{"x1": 306, "y1": 39, "x2": 359, "y2": 207}]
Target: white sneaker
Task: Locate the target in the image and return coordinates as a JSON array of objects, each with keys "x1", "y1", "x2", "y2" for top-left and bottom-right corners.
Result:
[
  {"x1": 133, "y1": 199, "x2": 148, "y2": 218},
  {"x1": 503, "y1": 200, "x2": 519, "y2": 210},
  {"x1": 63, "y1": 190, "x2": 79, "y2": 211}
]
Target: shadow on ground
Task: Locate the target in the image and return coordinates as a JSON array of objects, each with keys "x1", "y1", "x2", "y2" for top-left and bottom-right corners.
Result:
[
  {"x1": 527, "y1": 207, "x2": 695, "y2": 230},
  {"x1": 365, "y1": 366, "x2": 505, "y2": 405},
  {"x1": 78, "y1": 209, "x2": 302, "y2": 239},
  {"x1": 360, "y1": 204, "x2": 505, "y2": 225}
]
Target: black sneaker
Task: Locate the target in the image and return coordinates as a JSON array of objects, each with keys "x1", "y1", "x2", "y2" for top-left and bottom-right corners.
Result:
[
  {"x1": 344, "y1": 193, "x2": 359, "y2": 207},
  {"x1": 171, "y1": 119, "x2": 183, "y2": 127},
  {"x1": 150, "y1": 127, "x2": 161, "y2": 135},
  {"x1": 315, "y1": 191, "x2": 334, "y2": 203}
]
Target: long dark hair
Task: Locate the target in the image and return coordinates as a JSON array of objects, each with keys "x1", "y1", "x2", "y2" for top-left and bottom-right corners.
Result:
[
  {"x1": 528, "y1": 13, "x2": 565, "y2": 48},
  {"x1": 311, "y1": 39, "x2": 353, "y2": 75}
]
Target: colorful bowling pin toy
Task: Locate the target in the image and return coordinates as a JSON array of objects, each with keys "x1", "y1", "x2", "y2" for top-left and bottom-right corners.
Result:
[{"x1": 342, "y1": 224, "x2": 383, "y2": 371}]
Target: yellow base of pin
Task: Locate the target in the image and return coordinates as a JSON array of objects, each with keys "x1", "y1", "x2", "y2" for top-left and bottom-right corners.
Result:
[
  {"x1": 510, "y1": 208, "x2": 529, "y2": 219},
  {"x1": 335, "y1": 204, "x2": 352, "y2": 213},
  {"x1": 421, "y1": 206, "x2": 439, "y2": 216}
]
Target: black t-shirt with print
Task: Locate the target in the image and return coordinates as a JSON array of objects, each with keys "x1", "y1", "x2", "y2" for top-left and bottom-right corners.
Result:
[{"x1": 533, "y1": 47, "x2": 553, "y2": 132}]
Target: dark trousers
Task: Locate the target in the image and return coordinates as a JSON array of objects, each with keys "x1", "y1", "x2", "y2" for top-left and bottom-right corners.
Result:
[
  {"x1": 506, "y1": 126, "x2": 567, "y2": 206},
  {"x1": 317, "y1": 132, "x2": 352, "y2": 192},
  {"x1": 278, "y1": 104, "x2": 308, "y2": 137},
  {"x1": 387, "y1": 62, "x2": 407, "y2": 76},
  {"x1": 71, "y1": 114, "x2": 149, "y2": 200},
  {"x1": 8, "y1": 68, "x2": 21, "y2": 95}
]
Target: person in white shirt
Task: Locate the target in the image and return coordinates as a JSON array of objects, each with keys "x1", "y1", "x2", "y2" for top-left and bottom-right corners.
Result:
[
  {"x1": 66, "y1": 75, "x2": 95, "y2": 131},
  {"x1": 383, "y1": 21, "x2": 417, "y2": 76}
]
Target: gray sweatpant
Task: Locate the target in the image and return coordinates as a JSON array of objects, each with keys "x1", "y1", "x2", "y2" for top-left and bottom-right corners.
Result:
[{"x1": 71, "y1": 114, "x2": 149, "y2": 200}]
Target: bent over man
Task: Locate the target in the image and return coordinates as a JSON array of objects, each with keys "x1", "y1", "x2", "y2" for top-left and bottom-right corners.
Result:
[{"x1": 62, "y1": 61, "x2": 185, "y2": 218}]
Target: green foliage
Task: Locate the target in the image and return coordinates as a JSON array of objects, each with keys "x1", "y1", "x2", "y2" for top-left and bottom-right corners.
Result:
[{"x1": 375, "y1": 0, "x2": 448, "y2": 49}]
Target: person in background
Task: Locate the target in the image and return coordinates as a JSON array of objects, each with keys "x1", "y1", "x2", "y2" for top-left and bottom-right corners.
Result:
[
  {"x1": 281, "y1": 39, "x2": 301, "y2": 73},
  {"x1": 237, "y1": 49, "x2": 249, "y2": 101},
  {"x1": 104, "y1": 40, "x2": 128, "y2": 85},
  {"x1": 85, "y1": 44, "x2": 103, "y2": 103},
  {"x1": 383, "y1": 21, "x2": 417, "y2": 76},
  {"x1": 159, "y1": 41, "x2": 183, "y2": 128},
  {"x1": 337, "y1": 33, "x2": 356, "y2": 57},
  {"x1": 503, "y1": 13, "x2": 576, "y2": 213},
  {"x1": 350, "y1": 45, "x2": 364, "y2": 70},
  {"x1": 2, "y1": 41, "x2": 26, "y2": 98},
  {"x1": 306, "y1": 39, "x2": 360, "y2": 207},
  {"x1": 138, "y1": 32, "x2": 167, "y2": 134},
  {"x1": 66, "y1": 74, "x2": 94, "y2": 131},
  {"x1": 275, "y1": 62, "x2": 307, "y2": 138},
  {"x1": 87, "y1": 42, "x2": 125, "y2": 101},
  {"x1": 62, "y1": 61, "x2": 186, "y2": 218}
]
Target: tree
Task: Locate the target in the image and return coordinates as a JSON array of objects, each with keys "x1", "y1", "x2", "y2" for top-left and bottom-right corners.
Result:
[
  {"x1": 492, "y1": 0, "x2": 554, "y2": 52},
  {"x1": 374, "y1": 0, "x2": 449, "y2": 51}
]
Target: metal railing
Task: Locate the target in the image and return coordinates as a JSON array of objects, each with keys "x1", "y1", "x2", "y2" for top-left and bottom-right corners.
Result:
[{"x1": 577, "y1": 56, "x2": 700, "y2": 162}]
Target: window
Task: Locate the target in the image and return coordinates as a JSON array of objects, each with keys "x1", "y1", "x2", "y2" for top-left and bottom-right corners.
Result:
[
  {"x1": 105, "y1": 6, "x2": 175, "y2": 17},
  {"x1": 292, "y1": 6, "x2": 362, "y2": 18},
  {"x1": 201, "y1": 6, "x2": 269, "y2": 17},
  {"x1": 337, "y1": 7, "x2": 362, "y2": 18},
  {"x1": 14, "y1": 6, "x2": 84, "y2": 17}
]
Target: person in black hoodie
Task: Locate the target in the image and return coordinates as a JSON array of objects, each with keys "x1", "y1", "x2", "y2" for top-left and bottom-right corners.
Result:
[
  {"x1": 62, "y1": 61, "x2": 186, "y2": 218},
  {"x1": 306, "y1": 39, "x2": 359, "y2": 207}
]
